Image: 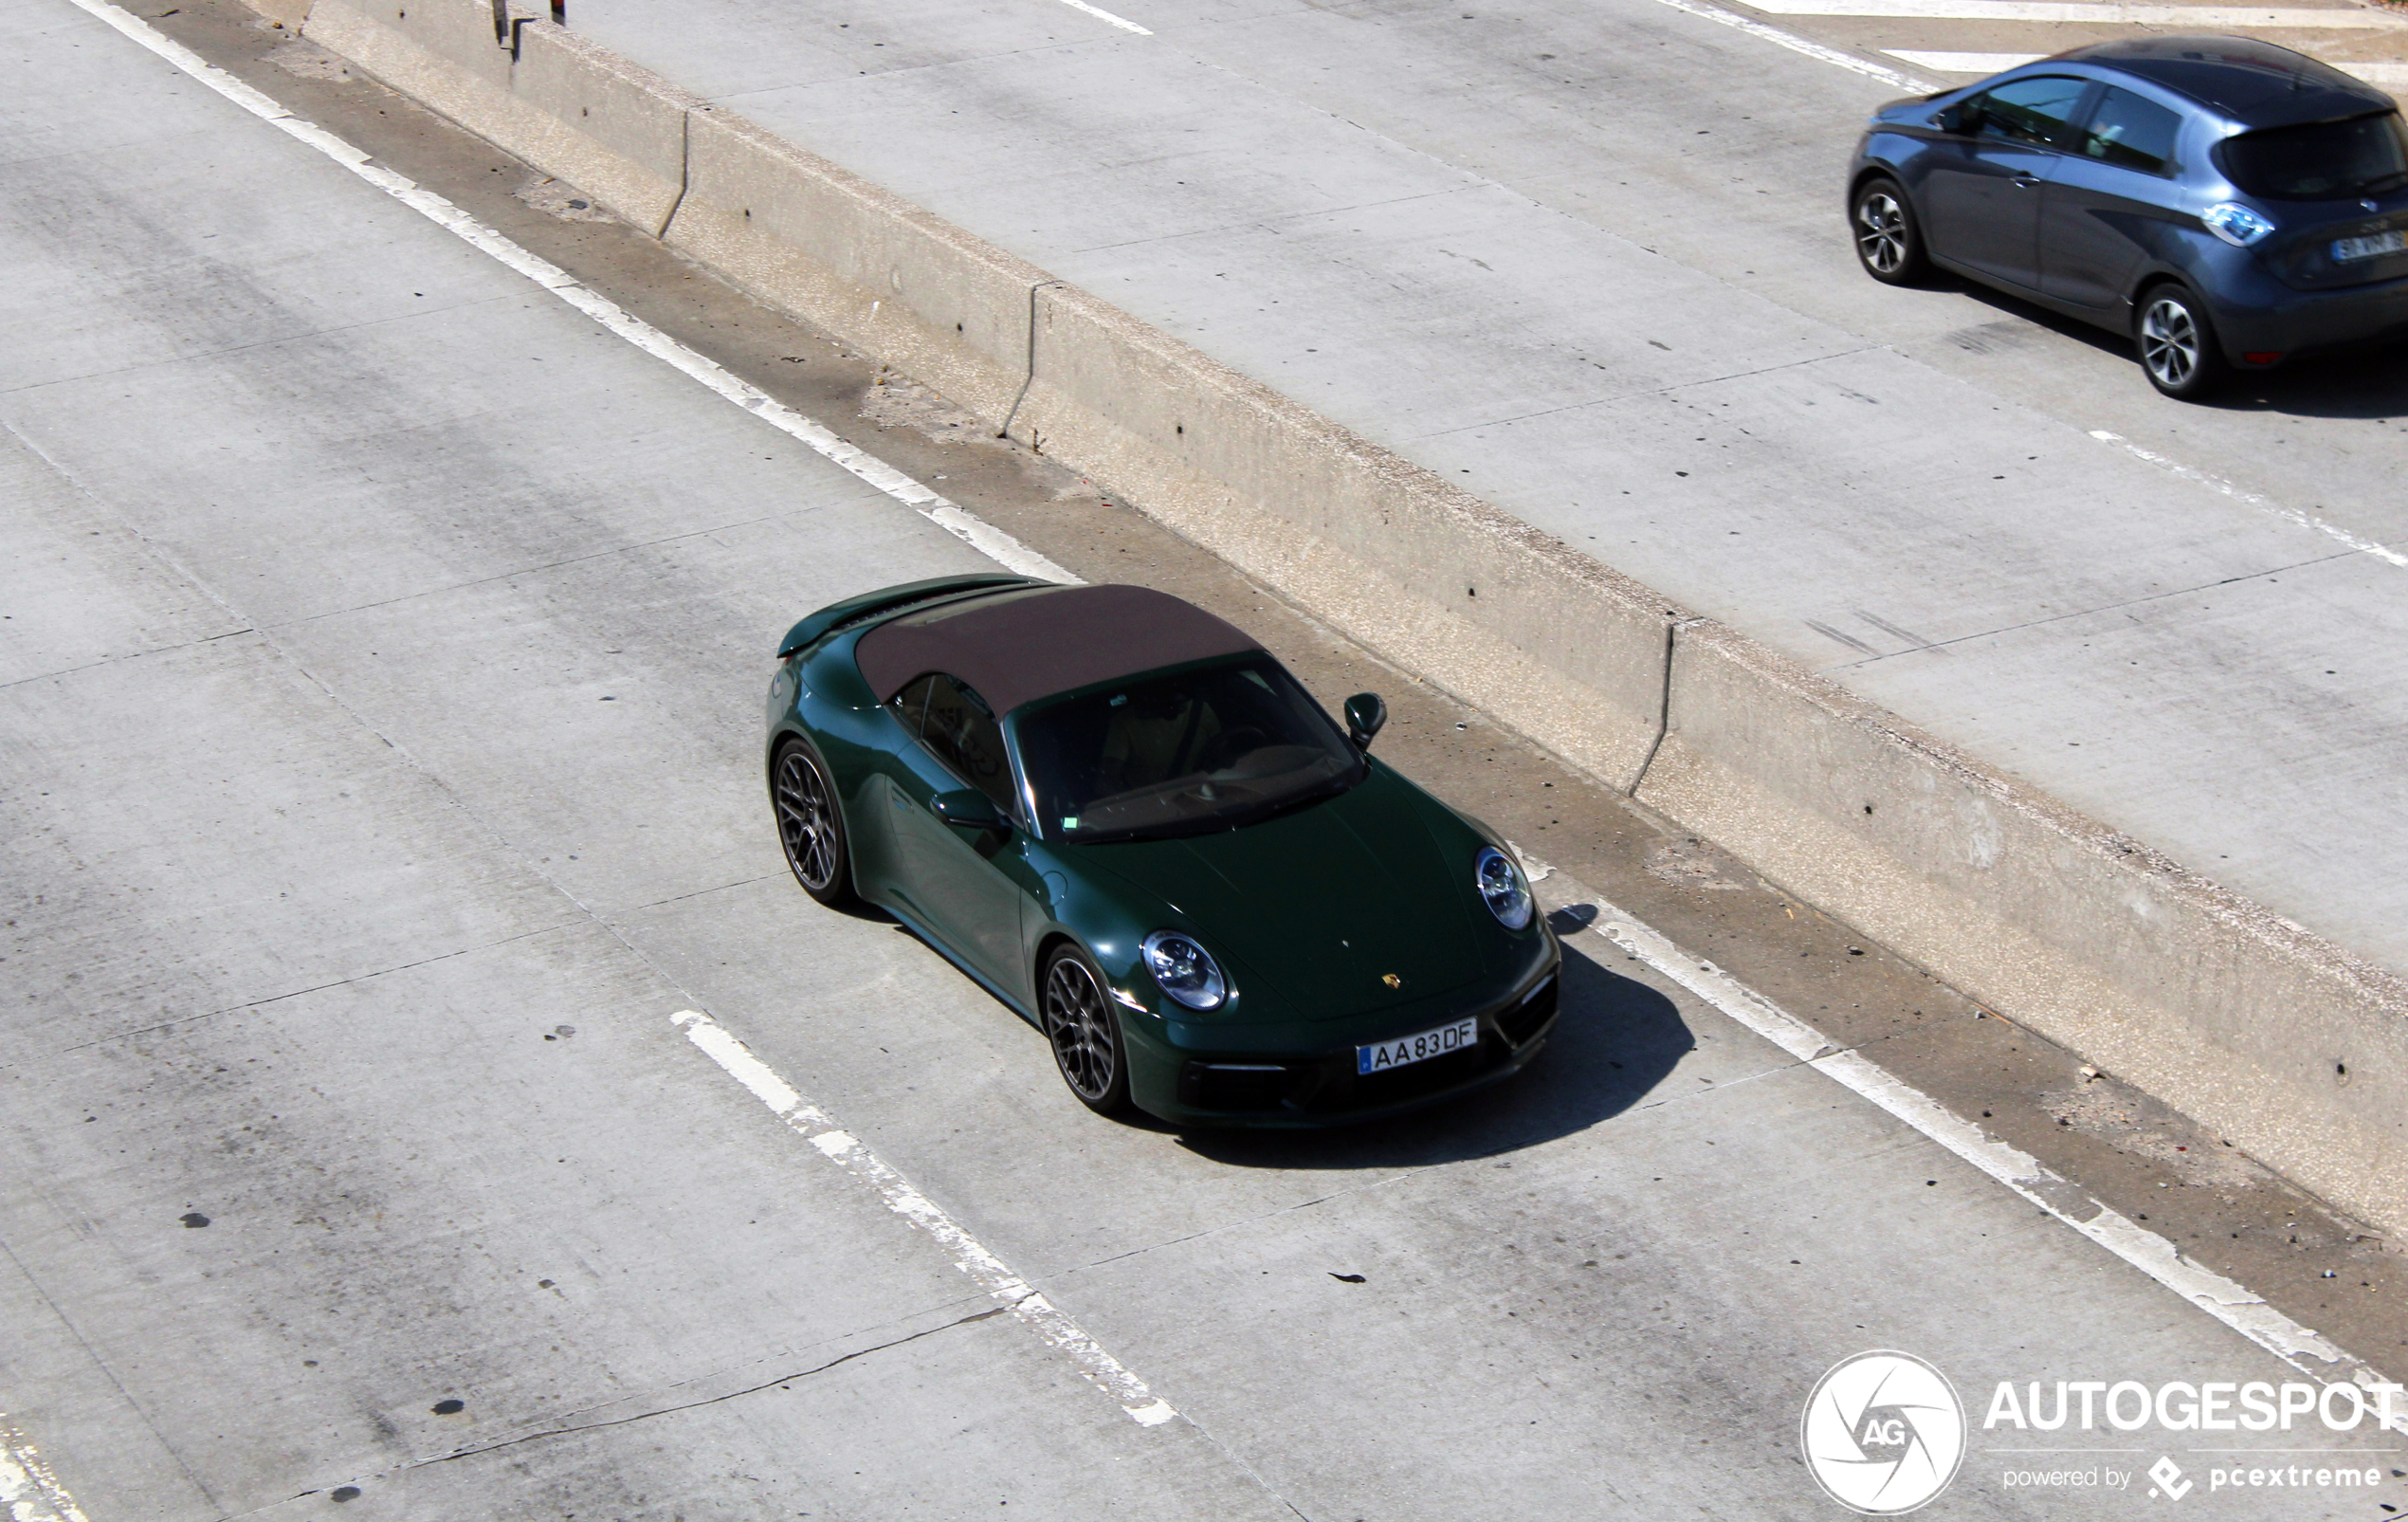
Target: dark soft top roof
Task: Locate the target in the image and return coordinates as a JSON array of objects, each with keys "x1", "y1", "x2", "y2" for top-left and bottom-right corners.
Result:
[
  {"x1": 853, "y1": 583, "x2": 1263, "y2": 716},
  {"x1": 2060, "y1": 37, "x2": 2390, "y2": 126}
]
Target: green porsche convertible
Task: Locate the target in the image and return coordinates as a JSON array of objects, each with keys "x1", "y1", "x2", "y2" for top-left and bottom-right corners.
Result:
[{"x1": 764, "y1": 573, "x2": 1561, "y2": 1125}]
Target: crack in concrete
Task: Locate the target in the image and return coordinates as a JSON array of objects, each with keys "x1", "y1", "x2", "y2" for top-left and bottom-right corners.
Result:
[
  {"x1": 193, "y1": 1306, "x2": 1010, "y2": 1522},
  {"x1": 1056, "y1": 1171, "x2": 1429, "y2": 1282},
  {"x1": 9, "y1": 921, "x2": 581, "y2": 1072},
  {"x1": 261, "y1": 502, "x2": 861, "y2": 633},
  {"x1": 413, "y1": 1305, "x2": 1010, "y2": 1469},
  {"x1": 1635, "y1": 1029, "x2": 1902, "y2": 1112},
  {"x1": 1412, "y1": 344, "x2": 1882, "y2": 442},
  {"x1": 1822, "y1": 548, "x2": 2359, "y2": 670},
  {"x1": 0, "y1": 626, "x2": 259, "y2": 692}
]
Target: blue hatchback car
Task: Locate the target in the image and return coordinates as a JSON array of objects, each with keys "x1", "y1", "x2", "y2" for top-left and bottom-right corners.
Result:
[{"x1": 1849, "y1": 37, "x2": 2408, "y2": 397}]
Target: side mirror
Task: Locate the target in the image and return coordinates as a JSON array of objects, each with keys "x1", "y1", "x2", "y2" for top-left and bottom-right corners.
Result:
[
  {"x1": 931, "y1": 789, "x2": 1008, "y2": 833},
  {"x1": 1343, "y1": 692, "x2": 1388, "y2": 750},
  {"x1": 1932, "y1": 101, "x2": 1972, "y2": 134}
]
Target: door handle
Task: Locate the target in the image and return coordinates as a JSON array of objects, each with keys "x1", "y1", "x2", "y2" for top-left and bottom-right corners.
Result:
[{"x1": 2012, "y1": 174, "x2": 2040, "y2": 188}]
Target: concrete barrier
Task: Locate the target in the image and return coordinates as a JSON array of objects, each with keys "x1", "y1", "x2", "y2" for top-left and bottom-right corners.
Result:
[
  {"x1": 262, "y1": 0, "x2": 2408, "y2": 1238},
  {"x1": 665, "y1": 107, "x2": 1044, "y2": 431},
  {"x1": 305, "y1": 0, "x2": 692, "y2": 233},
  {"x1": 1638, "y1": 623, "x2": 2408, "y2": 1228}
]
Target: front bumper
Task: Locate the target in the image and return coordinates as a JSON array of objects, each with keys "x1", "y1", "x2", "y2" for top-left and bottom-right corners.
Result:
[{"x1": 1124, "y1": 948, "x2": 1563, "y2": 1128}]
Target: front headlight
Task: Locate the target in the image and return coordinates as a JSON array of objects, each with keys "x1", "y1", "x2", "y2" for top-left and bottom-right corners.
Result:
[
  {"x1": 1141, "y1": 929, "x2": 1227, "y2": 1011},
  {"x1": 1474, "y1": 846, "x2": 1534, "y2": 930},
  {"x1": 2202, "y1": 202, "x2": 2274, "y2": 248}
]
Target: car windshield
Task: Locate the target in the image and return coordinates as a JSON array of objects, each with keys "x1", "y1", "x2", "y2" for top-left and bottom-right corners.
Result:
[
  {"x1": 1013, "y1": 656, "x2": 1363, "y2": 843},
  {"x1": 2216, "y1": 111, "x2": 2408, "y2": 199}
]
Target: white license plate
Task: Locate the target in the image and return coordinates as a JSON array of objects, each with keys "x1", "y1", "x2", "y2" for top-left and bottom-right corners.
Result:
[
  {"x1": 1358, "y1": 1017, "x2": 1479, "y2": 1074},
  {"x1": 2332, "y1": 229, "x2": 2408, "y2": 263}
]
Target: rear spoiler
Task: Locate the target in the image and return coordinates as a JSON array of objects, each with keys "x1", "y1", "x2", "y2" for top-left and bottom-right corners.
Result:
[{"x1": 775, "y1": 574, "x2": 1040, "y2": 659}]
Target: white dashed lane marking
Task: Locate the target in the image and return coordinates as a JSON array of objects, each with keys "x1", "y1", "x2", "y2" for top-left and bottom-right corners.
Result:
[{"x1": 674, "y1": 1011, "x2": 1180, "y2": 1428}]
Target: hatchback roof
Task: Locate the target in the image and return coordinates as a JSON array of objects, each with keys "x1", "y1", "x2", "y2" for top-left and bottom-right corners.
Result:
[
  {"x1": 2055, "y1": 36, "x2": 2392, "y2": 128},
  {"x1": 853, "y1": 582, "x2": 1264, "y2": 716}
]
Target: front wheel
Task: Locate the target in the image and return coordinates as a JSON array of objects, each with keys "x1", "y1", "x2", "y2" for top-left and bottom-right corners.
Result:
[
  {"x1": 1042, "y1": 945, "x2": 1131, "y2": 1116},
  {"x1": 2135, "y1": 284, "x2": 2228, "y2": 400},
  {"x1": 772, "y1": 738, "x2": 854, "y2": 907},
  {"x1": 1851, "y1": 177, "x2": 1927, "y2": 285}
]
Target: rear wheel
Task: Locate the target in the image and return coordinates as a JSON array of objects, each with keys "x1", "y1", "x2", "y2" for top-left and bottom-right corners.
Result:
[
  {"x1": 1042, "y1": 944, "x2": 1130, "y2": 1116},
  {"x1": 772, "y1": 738, "x2": 853, "y2": 907},
  {"x1": 1851, "y1": 177, "x2": 1927, "y2": 285},
  {"x1": 2135, "y1": 284, "x2": 2228, "y2": 400}
]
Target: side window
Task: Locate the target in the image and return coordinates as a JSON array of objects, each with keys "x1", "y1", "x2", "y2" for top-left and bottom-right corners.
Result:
[
  {"x1": 887, "y1": 673, "x2": 939, "y2": 739},
  {"x1": 919, "y1": 675, "x2": 1017, "y2": 814},
  {"x1": 2080, "y1": 86, "x2": 2182, "y2": 175},
  {"x1": 1973, "y1": 76, "x2": 2090, "y2": 151}
]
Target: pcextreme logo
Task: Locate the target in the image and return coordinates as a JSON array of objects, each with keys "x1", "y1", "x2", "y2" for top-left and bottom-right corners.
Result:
[{"x1": 1801, "y1": 1351, "x2": 1968, "y2": 1514}]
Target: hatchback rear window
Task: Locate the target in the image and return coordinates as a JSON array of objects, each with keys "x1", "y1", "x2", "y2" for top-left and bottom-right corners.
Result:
[{"x1": 2216, "y1": 111, "x2": 2408, "y2": 199}]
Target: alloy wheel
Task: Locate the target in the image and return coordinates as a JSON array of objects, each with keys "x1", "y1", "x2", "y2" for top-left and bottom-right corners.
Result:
[
  {"x1": 2140, "y1": 296, "x2": 2199, "y2": 390},
  {"x1": 774, "y1": 746, "x2": 840, "y2": 891},
  {"x1": 1044, "y1": 954, "x2": 1118, "y2": 1103},
  {"x1": 1855, "y1": 192, "x2": 1909, "y2": 276}
]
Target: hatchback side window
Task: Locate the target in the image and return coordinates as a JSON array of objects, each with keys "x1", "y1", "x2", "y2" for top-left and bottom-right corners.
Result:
[
  {"x1": 1972, "y1": 76, "x2": 2090, "y2": 151},
  {"x1": 919, "y1": 675, "x2": 1018, "y2": 814},
  {"x1": 2080, "y1": 86, "x2": 2182, "y2": 175}
]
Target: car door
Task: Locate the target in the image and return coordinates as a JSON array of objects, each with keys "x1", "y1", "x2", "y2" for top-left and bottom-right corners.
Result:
[
  {"x1": 1922, "y1": 75, "x2": 2094, "y2": 290},
  {"x1": 885, "y1": 673, "x2": 1042, "y2": 991},
  {"x1": 2040, "y1": 83, "x2": 2189, "y2": 312}
]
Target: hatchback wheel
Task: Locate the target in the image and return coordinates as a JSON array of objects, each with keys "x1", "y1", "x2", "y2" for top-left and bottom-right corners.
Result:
[
  {"x1": 2135, "y1": 284, "x2": 2228, "y2": 400},
  {"x1": 1043, "y1": 945, "x2": 1131, "y2": 1115},
  {"x1": 772, "y1": 739, "x2": 853, "y2": 907},
  {"x1": 1851, "y1": 178, "x2": 1927, "y2": 285}
]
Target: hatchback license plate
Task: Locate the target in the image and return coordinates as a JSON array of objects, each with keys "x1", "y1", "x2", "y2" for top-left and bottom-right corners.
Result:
[
  {"x1": 1359, "y1": 1017, "x2": 1479, "y2": 1074},
  {"x1": 2333, "y1": 229, "x2": 2408, "y2": 263}
]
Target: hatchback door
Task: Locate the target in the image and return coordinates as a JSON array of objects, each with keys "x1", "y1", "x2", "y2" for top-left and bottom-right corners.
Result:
[
  {"x1": 2041, "y1": 83, "x2": 2189, "y2": 311},
  {"x1": 1924, "y1": 75, "x2": 2093, "y2": 289}
]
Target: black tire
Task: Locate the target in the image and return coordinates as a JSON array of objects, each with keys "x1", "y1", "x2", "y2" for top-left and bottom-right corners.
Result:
[
  {"x1": 1851, "y1": 177, "x2": 1928, "y2": 285},
  {"x1": 1041, "y1": 944, "x2": 1131, "y2": 1116},
  {"x1": 771, "y1": 738, "x2": 854, "y2": 907},
  {"x1": 2134, "y1": 283, "x2": 2228, "y2": 400}
]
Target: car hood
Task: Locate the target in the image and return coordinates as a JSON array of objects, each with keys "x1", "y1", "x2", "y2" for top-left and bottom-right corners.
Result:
[{"x1": 1072, "y1": 767, "x2": 1487, "y2": 1020}]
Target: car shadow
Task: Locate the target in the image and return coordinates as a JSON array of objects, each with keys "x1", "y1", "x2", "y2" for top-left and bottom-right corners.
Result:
[
  {"x1": 1923, "y1": 269, "x2": 2408, "y2": 419},
  {"x1": 1166, "y1": 906, "x2": 1695, "y2": 1170}
]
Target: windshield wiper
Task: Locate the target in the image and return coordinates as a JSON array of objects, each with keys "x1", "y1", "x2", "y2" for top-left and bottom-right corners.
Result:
[{"x1": 2356, "y1": 170, "x2": 2408, "y2": 196}]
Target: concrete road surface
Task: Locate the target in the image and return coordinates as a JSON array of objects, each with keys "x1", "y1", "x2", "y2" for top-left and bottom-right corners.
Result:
[{"x1": 2, "y1": 2, "x2": 2402, "y2": 1518}]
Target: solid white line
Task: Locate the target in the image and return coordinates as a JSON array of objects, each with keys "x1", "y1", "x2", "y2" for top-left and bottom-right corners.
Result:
[
  {"x1": 672, "y1": 1011, "x2": 1178, "y2": 1427},
  {"x1": 1883, "y1": 48, "x2": 2043, "y2": 72},
  {"x1": 1512, "y1": 851, "x2": 2401, "y2": 1414},
  {"x1": 1055, "y1": 0, "x2": 1155, "y2": 33},
  {"x1": 0, "y1": 1415, "x2": 92, "y2": 1522},
  {"x1": 2089, "y1": 431, "x2": 2408, "y2": 569},
  {"x1": 58, "y1": 0, "x2": 1081, "y2": 591},
  {"x1": 1746, "y1": 0, "x2": 2408, "y2": 24},
  {"x1": 1648, "y1": 0, "x2": 1942, "y2": 90}
]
